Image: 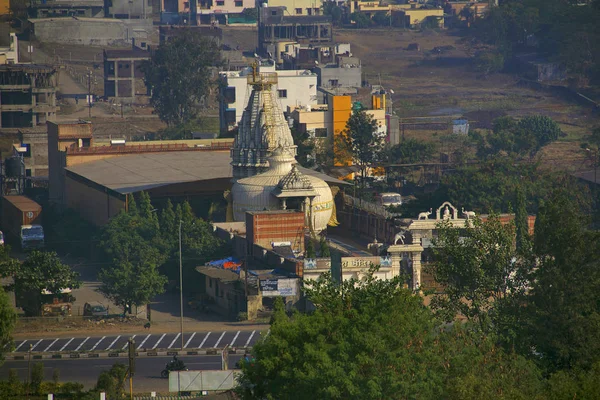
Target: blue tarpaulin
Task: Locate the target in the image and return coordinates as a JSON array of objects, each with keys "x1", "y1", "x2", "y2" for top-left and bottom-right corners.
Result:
[{"x1": 207, "y1": 257, "x2": 241, "y2": 267}]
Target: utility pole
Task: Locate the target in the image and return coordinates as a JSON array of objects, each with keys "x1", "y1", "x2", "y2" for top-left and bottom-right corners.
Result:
[
  {"x1": 87, "y1": 70, "x2": 93, "y2": 119},
  {"x1": 128, "y1": 338, "x2": 135, "y2": 400},
  {"x1": 179, "y1": 220, "x2": 184, "y2": 350},
  {"x1": 26, "y1": 344, "x2": 32, "y2": 400}
]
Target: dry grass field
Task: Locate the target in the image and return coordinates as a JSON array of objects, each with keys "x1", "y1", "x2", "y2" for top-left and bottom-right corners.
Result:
[
  {"x1": 32, "y1": 27, "x2": 599, "y2": 171},
  {"x1": 334, "y1": 28, "x2": 599, "y2": 171}
]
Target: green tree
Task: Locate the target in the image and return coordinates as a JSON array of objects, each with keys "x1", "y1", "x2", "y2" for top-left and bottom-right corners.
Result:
[
  {"x1": 430, "y1": 215, "x2": 528, "y2": 334},
  {"x1": 319, "y1": 235, "x2": 330, "y2": 258},
  {"x1": 236, "y1": 269, "x2": 545, "y2": 399},
  {"x1": 3, "y1": 251, "x2": 81, "y2": 316},
  {"x1": 546, "y1": 363, "x2": 600, "y2": 399},
  {"x1": 30, "y1": 362, "x2": 44, "y2": 395},
  {"x1": 515, "y1": 185, "x2": 530, "y2": 253},
  {"x1": 474, "y1": 115, "x2": 561, "y2": 159},
  {"x1": 474, "y1": 51, "x2": 505, "y2": 76},
  {"x1": 343, "y1": 109, "x2": 383, "y2": 191},
  {"x1": 322, "y1": 1, "x2": 343, "y2": 26},
  {"x1": 0, "y1": 286, "x2": 16, "y2": 360},
  {"x1": 440, "y1": 156, "x2": 554, "y2": 213},
  {"x1": 7, "y1": 369, "x2": 22, "y2": 397},
  {"x1": 350, "y1": 12, "x2": 371, "y2": 28},
  {"x1": 160, "y1": 199, "x2": 177, "y2": 241},
  {"x1": 96, "y1": 363, "x2": 127, "y2": 399},
  {"x1": 305, "y1": 237, "x2": 316, "y2": 259},
  {"x1": 524, "y1": 187, "x2": 600, "y2": 372},
  {"x1": 371, "y1": 11, "x2": 389, "y2": 26},
  {"x1": 290, "y1": 125, "x2": 315, "y2": 168},
  {"x1": 388, "y1": 138, "x2": 436, "y2": 164},
  {"x1": 98, "y1": 260, "x2": 167, "y2": 314},
  {"x1": 518, "y1": 115, "x2": 563, "y2": 148},
  {"x1": 141, "y1": 32, "x2": 223, "y2": 127}
]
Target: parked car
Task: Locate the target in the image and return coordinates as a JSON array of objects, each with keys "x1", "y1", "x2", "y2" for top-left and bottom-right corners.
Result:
[
  {"x1": 83, "y1": 301, "x2": 109, "y2": 317},
  {"x1": 0, "y1": 230, "x2": 4, "y2": 246}
]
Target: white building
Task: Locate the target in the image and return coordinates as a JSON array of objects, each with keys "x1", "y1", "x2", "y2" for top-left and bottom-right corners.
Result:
[
  {"x1": 219, "y1": 61, "x2": 317, "y2": 133},
  {"x1": 0, "y1": 33, "x2": 19, "y2": 65}
]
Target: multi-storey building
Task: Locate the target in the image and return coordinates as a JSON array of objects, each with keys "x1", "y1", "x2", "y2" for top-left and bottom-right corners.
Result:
[{"x1": 219, "y1": 61, "x2": 317, "y2": 133}]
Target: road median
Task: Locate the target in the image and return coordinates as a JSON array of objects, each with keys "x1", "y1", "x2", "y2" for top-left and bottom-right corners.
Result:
[{"x1": 6, "y1": 346, "x2": 250, "y2": 361}]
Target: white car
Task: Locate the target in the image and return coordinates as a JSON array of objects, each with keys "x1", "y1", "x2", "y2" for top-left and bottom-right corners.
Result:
[{"x1": 377, "y1": 192, "x2": 402, "y2": 207}]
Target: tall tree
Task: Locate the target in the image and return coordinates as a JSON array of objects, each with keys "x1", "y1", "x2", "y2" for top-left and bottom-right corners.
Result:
[
  {"x1": 160, "y1": 199, "x2": 177, "y2": 240},
  {"x1": 141, "y1": 32, "x2": 223, "y2": 127},
  {"x1": 0, "y1": 286, "x2": 16, "y2": 360},
  {"x1": 236, "y1": 269, "x2": 545, "y2": 399},
  {"x1": 290, "y1": 126, "x2": 316, "y2": 168},
  {"x1": 524, "y1": 186, "x2": 600, "y2": 372},
  {"x1": 96, "y1": 363, "x2": 127, "y2": 399},
  {"x1": 98, "y1": 260, "x2": 167, "y2": 314},
  {"x1": 515, "y1": 185, "x2": 531, "y2": 253},
  {"x1": 387, "y1": 138, "x2": 436, "y2": 164},
  {"x1": 343, "y1": 109, "x2": 383, "y2": 191},
  {"x1": 2, "y1": 251, "x2": 81, "y2": 316},
  {"x1": 429, "y1": 215, "x2": 528, "y2": 335}
]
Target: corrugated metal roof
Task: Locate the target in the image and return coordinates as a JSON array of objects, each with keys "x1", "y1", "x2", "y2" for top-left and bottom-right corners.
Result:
[
  {"x1": 65, "y1": 150, "x2": 349, "y2": 195},
  {"x1": 65, "y1": 151, "x2": 233, "y2": 194}
]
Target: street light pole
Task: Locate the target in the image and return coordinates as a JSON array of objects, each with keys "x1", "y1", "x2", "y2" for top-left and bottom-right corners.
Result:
[
  {"x1": 26, "y1": 344, "x2": 32, "y2": 400},
  {"x1": 179, "y1": 220, "x2": 184, "y2": 350}
]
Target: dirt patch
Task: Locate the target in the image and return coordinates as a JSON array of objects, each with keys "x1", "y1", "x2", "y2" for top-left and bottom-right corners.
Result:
[
  {"x1": 335, "y1": 27, "x2": 600, "y2": 167},
  {"x1": 13, "y1": 317, "x2": 268, "y2": 339}
]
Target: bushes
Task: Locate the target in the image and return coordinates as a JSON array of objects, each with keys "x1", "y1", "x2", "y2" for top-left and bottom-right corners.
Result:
[{"x1": 475, "y1": 51, "x2": 505, "y2": 75}]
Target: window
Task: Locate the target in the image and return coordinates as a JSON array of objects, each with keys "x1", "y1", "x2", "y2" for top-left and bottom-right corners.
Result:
[
  {"x1": 278, "y1": 89, "x2": 287, "y2": 98},
  {"x1": 328, "y1": 79, "x2": 339, "y2": 87},
  {"x1": 295, "y1": 8, "x2": 302, "y2": 14},
  {"x1": 216, "y1": 0, "x2": 224, "y2": 5},
  {"x1": 271, "y1": 10, "x2": 277, "y2": 15},
  {"x1": 314, "y1": 128, "x2": 328, "y2": 138},
  {"x1": 209, "y1": 278, "x2": 212, "y2": 288},
  {"x1": 22, "y1": 144, "x2": 31, "y2": 157},
  {"x1": 235, "y1": 0, "x2": 243, "y2": 6}
]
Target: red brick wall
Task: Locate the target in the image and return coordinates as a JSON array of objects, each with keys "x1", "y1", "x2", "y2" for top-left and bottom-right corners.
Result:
[
  {"x1": 481, "y1": 214, "x2": 536, "y2": 236},
  {"x1": 246, "y1": 211, "x2": 305, "y2": 252}
]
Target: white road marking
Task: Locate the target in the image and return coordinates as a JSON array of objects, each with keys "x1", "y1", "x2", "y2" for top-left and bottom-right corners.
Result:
[
  {"x1": 230, "y1": 331, "x2": 240, "y2": 346},
  {"x1": 44, "y1": 339, "x2": 59, "y2": 352},
  {"x1": 152, "y1": 333, "x2": 166, "y2": 350},
  {"x1": 122, "y1": 335, "x2": 136, "y2": 350},
  {"x1": 183, "y1": 332, "x2": 196, "y2": 348},
  {"x1": 106, "y1": 335, "x2": 121, "y2": 350},
  {"x1": 15, "y1": 340, "x2": 27, "y2": 352},
  {"x1": 30, "y1": 339, "x2": 43, "y2": 351},
  {"x1": 137, "y1": 334, "x2": 151, "y2": 350},
  {"x1": 167, "y1": 333, "x2": 181, "y2": 349},
  {"x1": 214, "y1": 331, "x2": 226, "y2": 348},
  {"x1": 90, "y1": 336, "x2": 106, "y2": 351},
  {"x1": 199, "y1": 332, "x2": 211, "y2": 348},
  {"x1": 59, "y1": 338, "x2": 74, "y2": 352},
  {"x1": 74, "y1": 337, "x2": 90, "y2": 352},
  {"x1": 244, "y1": 330, "x2": 256, "y2": 347}
]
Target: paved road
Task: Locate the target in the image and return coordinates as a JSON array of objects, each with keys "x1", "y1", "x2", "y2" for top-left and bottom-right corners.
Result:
[
  {"x1": 0, "y1": 354, "x2": 242, "y2": 391},
  {"x1": 12, "y1": 330, "x2": 263, "y2": 353}
]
